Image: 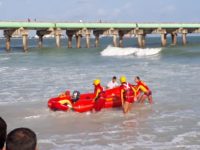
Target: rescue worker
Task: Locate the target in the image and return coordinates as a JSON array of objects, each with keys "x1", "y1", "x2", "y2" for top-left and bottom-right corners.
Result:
[
  {"x1": 93, "y1": 79, "x2": 105, "y2": 111},
  {"x1": 134, "y1": 76, "x2": 153, "y2": 104},
  {"x1": 119, "y1": 76, "x2": 136, "y2": 114}
]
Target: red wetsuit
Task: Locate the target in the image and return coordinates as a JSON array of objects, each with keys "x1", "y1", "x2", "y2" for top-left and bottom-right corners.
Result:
[
  {"x1": 94, "y1": 84, "x2": 104, "y2": 100},
  {"x1": 120, "y1": 82, "x2": 135, "y2": 104},
  {"x1": 137, "y1": 81, "x2": 152, "y2": 96},
  {"x1": 94, "y1": 84, "x2": 104, "y2": 111}
]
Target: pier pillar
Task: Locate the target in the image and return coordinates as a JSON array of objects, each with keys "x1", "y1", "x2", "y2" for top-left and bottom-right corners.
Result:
[
  {"x1": 22, "y1": 33, "x2": 28, "y2": 51},
  {"x1": 171, "y1": 33, "x2": 177, "y2": 45},
  {"x1": 113, "y1": 34, "x2": 118, "y2": 47},
  {"x1": 182, "y1": 29, "x2": 188, "y2": 45},
  {"x1": 67, "y1": 34, "x2": 73, "y2": 48},
  {"x1": 86, "y1": 34, "x2": 90, "y2": 48},
  {"x1": 37, "y1": 29, "x2": 54, "y2": 48},
  {"x1": 5, "y1": 35, "x2": 11, "y2": 51},
  {"x1": 76, "y1": 35, "x2": 82, "y2": 48},
  {"x1": 38, "y1": 35, "x2": 43, "y2": 48},
  {"x1": 94, "y1": 33, "x2": 100, "y2": 47},
  {"x1": 182, "y1": 33, "x2": 187, "y2": 45},
  {"x1": 4, "y1": 30, "x2": 14, "y2": 51},
  {"x1": 55, "y1": 34, "x2": 61, "y2": 48},
  {"x1": 55, "y1": 29, "x2": 62, "y2": 48},
  {"x1": 161, "y1": 34, "x2": 167, "y2": 47},
  {"x1": 118, "y1": 31, "x2": 124, "y2": 47},
  {"x1": 112, "y1": 29, "x2": 118, "y2": 47},
  {"x1": 137, "y1": 34, "x2": 145, "y2": 48}
]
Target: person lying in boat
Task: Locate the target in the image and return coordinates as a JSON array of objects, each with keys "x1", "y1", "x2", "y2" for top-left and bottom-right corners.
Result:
[
  {"x1": 106, "y1": 76, "x2": 119, "y2": 89},
  {"x1": 134, "y1": 76, "x2": 153, "y2": 104},
  {"x1": 119, "y1": 76, "x2": 136, "y2": 114}
]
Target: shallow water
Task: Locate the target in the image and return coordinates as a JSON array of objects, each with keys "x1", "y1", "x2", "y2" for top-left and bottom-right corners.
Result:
[{"x1": 0, "y1": 36, "x2": 200, "y2": 150}]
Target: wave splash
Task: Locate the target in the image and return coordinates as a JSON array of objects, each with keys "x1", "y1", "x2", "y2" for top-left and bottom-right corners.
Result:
[{"x1": 101, "y1": 45, "x2": 162, "y2": 57}]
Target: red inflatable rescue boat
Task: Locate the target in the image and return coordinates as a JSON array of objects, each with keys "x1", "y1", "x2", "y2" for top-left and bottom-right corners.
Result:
[{"x1": 48, "y1": 87, "x2": 122, "y2": 113}]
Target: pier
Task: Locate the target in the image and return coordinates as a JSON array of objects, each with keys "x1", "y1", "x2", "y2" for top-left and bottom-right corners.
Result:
[{"x1": 1, "y1": 21, "x2": 200, "y2": 51}]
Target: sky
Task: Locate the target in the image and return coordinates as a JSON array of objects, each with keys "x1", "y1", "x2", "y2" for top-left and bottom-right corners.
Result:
[{"x1": 0, "y1": 0, "x2": 199, "y2": 22}]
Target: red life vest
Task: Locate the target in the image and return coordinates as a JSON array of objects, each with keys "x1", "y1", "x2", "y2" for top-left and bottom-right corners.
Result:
[
  {"x1": 94, "y1": 84, "x2": 104, "y2": 100},
  {"x1": 137, "y1": 81, "x2": 150, "y2": 92},
  {"x1": 120, "y1": 82, "x2": 134, "y2": 103}
]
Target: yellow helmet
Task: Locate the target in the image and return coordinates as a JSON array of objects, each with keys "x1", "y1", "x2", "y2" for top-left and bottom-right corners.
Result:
[
  {"x1": 93, "y1": 79, "x2": 101, "y2": 86},
  {"x1": 120, "y1": 76, "x2": 126, "y2": 83}
]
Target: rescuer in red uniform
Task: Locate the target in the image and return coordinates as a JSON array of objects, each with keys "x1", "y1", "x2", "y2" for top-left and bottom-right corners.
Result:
[
  {"x1": 120, "y1": 76, "x2": 136, "y2": 114},
  {"x1": 134, "y1": 76, "x2": 153, "y2": 104},
  {"x1": 93, "y1": 79, "x2": 105, "y2": 111}
]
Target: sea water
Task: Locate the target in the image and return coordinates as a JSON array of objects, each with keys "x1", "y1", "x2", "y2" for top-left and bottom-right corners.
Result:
[{"x1": 0, "y1": 37, "x2": 200, "y2": 150}]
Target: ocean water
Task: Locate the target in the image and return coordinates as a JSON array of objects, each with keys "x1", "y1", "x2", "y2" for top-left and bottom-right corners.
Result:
[{"x1": 0, "y1": 36, "x2": 200, "y2": 150}]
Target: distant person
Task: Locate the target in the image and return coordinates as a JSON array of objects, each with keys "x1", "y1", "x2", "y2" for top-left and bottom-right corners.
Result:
[
  {"x1": 134, "y1": 76, "x2": 153, "y2": 104},
  {"x1": 27, "y1": 18, "x2": 30, "y2": 22},
  {"x1": 106, "y1": 76, "x2": 119, "y2": 89},
  {"x1": 119, "y1": 76, "x2": 136, "y2": 114},
  {"x1": 6, "y1": 128, "x2": 37, "y2": 150},
  {"x1": 0, "y1": 117, "x2": 7, "y2": 150},
  {"x1": 93, "y1": 79, "x2": 105, "y2": 111}
]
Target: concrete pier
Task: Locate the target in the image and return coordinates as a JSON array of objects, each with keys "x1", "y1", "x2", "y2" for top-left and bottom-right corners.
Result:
[
  {"x1": 161, "y1": 34, "x2": 167, "y2": 47},
  {"x1": 22, "y1": 34, "x2": 28, "y2": 51},
  {"x1": 85, "y1": 34, "x2": 90, "y2": 48},
  {"x1": 118, "y1": 31, "x2": 124, "y2": 47},
  {"x1": 182, "y1": 33, "x2": 187, "y2": 45},
  {"x1": 4, "y1": 30, "x2": 13, "y2": 51},
  {"x1": 67, "y1": 34, "x2": 73, "y2": 48},
  {"x1": 93, "y1": 31, "x2": 100, "y2": 47},
  {"x1": 0, "y1": 22, "x2": 199, "y2": 51},
  {"x1": 182, "y1": 29, "x2": 188, "y2": 45},
  {"x1": 171, "y1": 33, "x2": 177, "y2": 45},
  {"x1": 38, "y1": 35, "x2": 43, "y2": 48},
  {"x1": 5, "y1": 35, "x2": 11, "y2": 51},
  {"x1": 137, "y1": 34, "x2": 145, "y2": 48},
  {"x1": 113, "y1": 34, "x2": 118, "y2": 47},
  {"x1": 76, "y1": 35, "x2": 82, "y2": 48}
]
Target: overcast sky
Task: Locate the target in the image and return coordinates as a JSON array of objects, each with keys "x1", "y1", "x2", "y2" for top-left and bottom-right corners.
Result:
[{"x1": 0, "y1": 0, "x2": 199, "y2": 22}]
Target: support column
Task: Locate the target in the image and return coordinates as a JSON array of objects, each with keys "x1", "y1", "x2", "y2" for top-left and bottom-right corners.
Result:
[
  {"x1": 142, "y1": 34, "x2": 146, "y2": 47},
  {"x1": 137, "y1": 34, "x2": 145, "y2": 48},
  {"x1": 55, "y1": 34, "x2": 61, "y2": 48},
  {"x1": 171, "y1": 33, "x2": 177, "y2": 45},
  {"x1": 86, "y1": 34, "x2": 90, "y2": 48},
  {"x1": 161, "y1": 33, "x2": 167, "y2": 47},
  {"x1": 118, "y1": 32, "x2": 124, "y2": 47},
  {"x1": 182, "y1": 33, "x2": 187, "y2": 45},
  {"x1": 76, "y1": 35, "x2": 82, "y2": 48},
  {"x1": 113, "y1": 34, "x2": 118, "y2": 47},
  {"x1": 5, "y1": 35, "x2": 11, "y2": 51},
  {"x1": 67, "y1": 34, "x2": 73, "y2": 48},
  {"x1": 38, "y1": 35, "x2": 43, "y2": 48},
  {"x1": 37, "y1": 29, "x2": 54, "y2": 48},
  {"x1": 22, "y1": 34, "x2": 28, "y2": 51},
  {"x1": 94, "y1": 33, "x2": 100, "y2": 47},
  {"x1": 182, "y1": 29, "x2": 188, "y2": 45}
]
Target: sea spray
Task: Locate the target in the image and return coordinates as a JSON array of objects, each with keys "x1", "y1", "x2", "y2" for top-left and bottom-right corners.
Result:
[{"x1": 101, "y1": 45, "x2": 162, "y2": 56}]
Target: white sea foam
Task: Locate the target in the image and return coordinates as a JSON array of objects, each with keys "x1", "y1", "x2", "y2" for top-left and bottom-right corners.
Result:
[
  {"x1": 101, "y1": 45, "x2": 162, "y2": 56},
  {"x1": 0, "y1": 57, "x2": 10, "y2": 61},
  {"x1": 24, "y1": 115, "x2": 40, "y2": 119}
]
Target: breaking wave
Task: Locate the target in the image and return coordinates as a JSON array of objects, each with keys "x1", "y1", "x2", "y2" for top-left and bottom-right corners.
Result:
[{"x1": 101, "y1": 45, "x2": 162, "y2": 56}]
